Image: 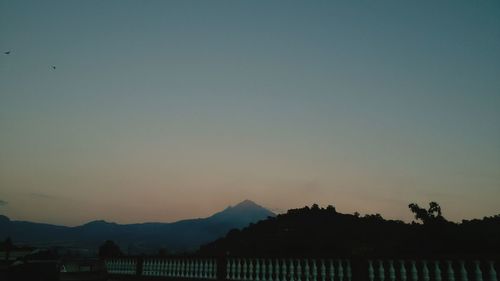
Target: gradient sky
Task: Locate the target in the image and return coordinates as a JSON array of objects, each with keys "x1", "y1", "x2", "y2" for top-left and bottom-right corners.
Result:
[{"x1": 1, "y1": 1, "x2": 499, "y2": 226}]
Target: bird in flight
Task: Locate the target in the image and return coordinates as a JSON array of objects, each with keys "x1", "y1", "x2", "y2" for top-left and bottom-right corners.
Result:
[
  {"x1": 4, "y1": 51, "x2": 10, "y2": 55},
  {"x1": 51, "y1": 65, "x2": 56, "y2": 70}
]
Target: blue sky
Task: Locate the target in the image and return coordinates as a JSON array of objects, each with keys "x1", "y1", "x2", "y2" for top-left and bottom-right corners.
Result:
[{"x1": 0, "y1": 1, "x2": 499, "y2": 225}]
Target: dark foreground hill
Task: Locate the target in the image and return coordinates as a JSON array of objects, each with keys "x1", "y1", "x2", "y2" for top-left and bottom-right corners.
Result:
[
  {"x1": 0, "y1": 200, "x2": 274, "y2": 254},
  {"x1": 198, "y1": 204, "x2": 500, "y2": 258}
]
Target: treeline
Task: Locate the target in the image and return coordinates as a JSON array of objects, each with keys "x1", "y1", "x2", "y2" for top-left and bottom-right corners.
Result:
[{"x1": 198, "y1": 203, "x2": 500, "y2": 258}]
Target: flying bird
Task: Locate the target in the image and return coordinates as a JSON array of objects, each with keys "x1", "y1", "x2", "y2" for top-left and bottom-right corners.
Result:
[
  {"x1": 51, "y1": 65, "x2": 56, "y2": 70},
  {"x1": 3, "y1": 51, "x2": 10, "y2": 55}
]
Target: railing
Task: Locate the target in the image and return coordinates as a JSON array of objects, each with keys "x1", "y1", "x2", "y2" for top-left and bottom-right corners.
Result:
[
  {"x1": 105, "y1": 258, "x2": 137, "y2": 275},
  {"x1": 226, "y1": 258, "x2": 351, "y2": 281},
  {"x1": 104, "y1": 257, "x2": 498, "y2": 281},
  {"x1": 368, "y1": 260, "x2": 498, "y2": 281},
  {"x1": 142, "y1": 258, "x2": 217, "y2": 279}
]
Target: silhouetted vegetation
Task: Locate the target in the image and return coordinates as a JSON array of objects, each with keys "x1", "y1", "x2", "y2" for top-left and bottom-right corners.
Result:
[
  {"x1": 98, "y1": 240, "x2": 123, "y2": 258},
  {"x1": 199, "y1": 202, "x2": 500, "y2": 258}
]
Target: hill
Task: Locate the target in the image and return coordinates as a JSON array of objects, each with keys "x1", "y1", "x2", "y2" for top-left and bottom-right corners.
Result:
[{"x1": 198, "y1": 204, "x2": 500, "y2": 257}]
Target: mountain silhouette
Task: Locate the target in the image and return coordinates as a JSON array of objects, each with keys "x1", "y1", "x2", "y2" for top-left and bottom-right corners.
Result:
[{"x1": 0, "y1": 200, "x2": 275, "y2": 254}]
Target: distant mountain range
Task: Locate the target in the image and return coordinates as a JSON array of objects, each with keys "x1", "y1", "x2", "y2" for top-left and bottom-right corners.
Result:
[{"x1": 0, "y1": 200, "x2": 275, "y2": 254}]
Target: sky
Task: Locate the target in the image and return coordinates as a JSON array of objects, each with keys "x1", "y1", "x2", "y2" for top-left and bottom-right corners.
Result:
[{"x1": 0, "y1": 1, "x2": 499, "y2": 226}]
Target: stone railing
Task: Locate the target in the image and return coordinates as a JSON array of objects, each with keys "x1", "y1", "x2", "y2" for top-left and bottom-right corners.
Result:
[
  {"x1": 142, "y1": 258, "x2": 217, "y2": 279},
  {"x1": 104, "y1": 257, "x2": 498, "y2": 281},
  {"x1": 226, "y1": 258, "x2": 351, "y2": 281},
  {"x1": 105, "y1": 257, "x2": 137, "y2": 275},
  {"x1": 368, "y1": 260, "x2": 498, "y2": 281}
]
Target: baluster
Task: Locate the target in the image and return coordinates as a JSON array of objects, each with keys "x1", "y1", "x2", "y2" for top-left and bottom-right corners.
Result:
[
  {"x1": 162, "y1": 260, "x2": 166, "y2": 276},
  {"x1": 194, "y1": 259, "x2": 198, "y2": 278},
  {"x1": 312, "y1": 260, "x2": 318, "y2": 281},
  {"x1": 208, "y1": 259, "x2": 214, "y2": 279},
  {"x1": 411, "y1": 261, "x2": 418, "y2": 281},
  {"x1": 230, "y1": 259, "x2": 236, "y2": 280},
  {"x1": 212, "y1": 259, "x2": 217, "y2": 279},
  {"x1": 158, "y1": 260, "x2": 162, "y2": 276},
  {"x1": 290, "y1": 259, "x2": 296, "y2": 281},
  {"x1": 262, "y1": 259, "x2": 267, "y2": 281},
  {"x1": 423, "y1": 261, "x2": 430, "y2": 281},
  {"x1": 249, "y1": 259, "x2": 254, "y2": 281},
  {"x1": 227, "y1": 259, "x2": 232, "y2": 280},
  {"x1": 368, "y1": 260, "x2": 375, "y2": 281},
  {"x1": 193, "y1": 259, "x2": 197, "y2": 278},
  {"x1": 283, "y1": 259, "x2": 288, "y2": 281},
  {"x1": 158, "y1": 259, "x2": 163, "y2": 276},
  {"x1": 378, "y1": 260, "x2": 385, "y2": 281},
  {"x1": 276, "y1": 259, "x2": 282, "y2": 281},
  {"x1": 389, "y1": 260, "x2": 396, "y2": 281},
  {"x1": 243, "y1": 259, "x2": 248, "y2": 281},
  {"x1": 320, "y1": 260, "x2": 326, "y2": 281},
  {"x1": 460, "y1": 261, "x2": 468, "y2": 281},
  {"x1": 269, "y1": 259, "x2": 274, "y2": 281},
  {"x1": 489, "y1": 261, "x2": 497, "y2": 281},
  {"x1": 160, "y1": 259, "x2": 164, "y2": 276},
  {"x1": 347, "y1": 260, "x2": 352, "y2": 281},
  {"x1": 400, "y1": 260, "x2": 407, "y2": 281},
  {"x1": 256, "y1": 259, "x2": 261, "y2": 281},
  {"x1": 435, "y1": 261, "x2": 442, "y2": 281},
  {"x1": 205, "y1": 259, "x2": 210, "y2": 279},
  {"x1": 186, "y1": 260, "x2": 190, "y2": 278},
  {"x1": 195, "y1": 259, "x2": 200, "y2": 278},
  {"x1": 177, "y1": 260, "x2": 182, "y2": 277},
  {"x1": 305, "y1": 260, "x2": 310, "y2": 281},
  {"x1": 152, "y1": 259, "x2": 156, "y2": 276},
  {"x1": 196, "y1": 259, "x2": 200, "y2": 278},
  {"x1": 198, "y1": 259, "x2": 201, "y2": 278},
  {"x1": 488, "y1": 261, "x2": 498, "y2": 281},
  {"x1": 204, "y1": 259, "x2": 209, "y2": 279},
  {"x1": 446, "y1": 261, "x2": 455, "y2": 281},
  {"x1": 338, "y1": 260, "x2": 344, "y2": 281},
  {"x1": 329, "y1": 260, "x2": 335, "y2": 281},
  {"x1": 236, "y1": 259, "x2": 242, "y2": 280},
  {"x1": 474, "y1": 261, "x2": 483, "y2": 281},
  {"x1": 297, "y1": 259, "x2": 303, "y2": 281},
  {"x1": 170, "y1": 259, "x2": 174, "y2": 277}
]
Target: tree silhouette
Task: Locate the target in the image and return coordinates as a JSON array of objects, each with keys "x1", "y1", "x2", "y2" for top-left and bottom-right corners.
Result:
[
  {"x1": 408, "y1": 201, "x2": 446, "y2": 224},
  {"x1": 98, "y1": 240, "x2": 123, "y2": 258}
]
